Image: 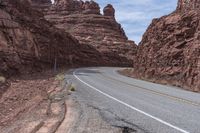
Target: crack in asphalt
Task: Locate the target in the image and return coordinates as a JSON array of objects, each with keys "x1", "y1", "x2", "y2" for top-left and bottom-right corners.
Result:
[{"x1": 86, "y1": 103, "x2": 148, "y2": 133}]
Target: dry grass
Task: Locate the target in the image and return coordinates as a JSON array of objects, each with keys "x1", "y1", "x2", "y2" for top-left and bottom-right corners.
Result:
[
  {"x1": 55, "y1": 73, "x2": 65, "y2": 81},
  {"x1": 0, "y1": 76, "x2": 6, "y2": 83},
  {"x1": 69, "y1": 85, "x2": 75, "y2": 92}
]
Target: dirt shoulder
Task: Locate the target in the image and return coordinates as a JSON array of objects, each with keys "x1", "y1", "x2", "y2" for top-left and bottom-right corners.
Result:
[
  {"x1": 118, "y1": 68, "x2": 200, "y2": 94},
  {"x1": 57, "y1": 96, "x2": 123, "y2": 133},
  {"x1": 0, "y1": 69, "x2": 126, "y2": 133},
  {"x1": 0, "y1": 76, "x2": 9, "y2": 98},
  {"x1": 118, "y1": 68, "x2": 175, "y2": 86},
  {"x1": 0, "y1": 70, "x2": 69, "y2": 133},
  {"x1": 118, "y1": 68, "x2": 135, "y2": 78}
]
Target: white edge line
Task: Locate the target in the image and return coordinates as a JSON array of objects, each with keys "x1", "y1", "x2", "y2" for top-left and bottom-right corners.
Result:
[{"x1": 73, "y1": 70, "x2": 190, "y2": 133}]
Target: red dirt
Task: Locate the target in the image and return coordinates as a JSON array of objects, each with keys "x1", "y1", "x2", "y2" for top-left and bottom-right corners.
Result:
[{"x1": 0, "y1": 71, "x2": 59, "y2": 127}]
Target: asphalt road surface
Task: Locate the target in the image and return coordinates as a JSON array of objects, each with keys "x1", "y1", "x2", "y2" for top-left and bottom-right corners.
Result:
[{"x1": 70, "y1": 67, "x2": 200, "y2": 133}]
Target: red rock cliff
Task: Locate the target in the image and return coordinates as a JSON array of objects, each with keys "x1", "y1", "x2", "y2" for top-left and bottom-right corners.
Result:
[
  {"x1": 134, "y1": 0, "x2": 200, "y2": 91},
  {"x1": 36, "y1": 0, "x2": 137, "y2": 66},
  {"x1": 0, "y1": 0, "x2": 119, "y2": 77},
  {"x1": 177, "y1": 0, "x2": 200, "y2": 12}
]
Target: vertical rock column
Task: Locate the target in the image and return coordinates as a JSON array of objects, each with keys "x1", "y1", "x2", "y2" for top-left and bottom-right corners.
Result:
[{"x1": 103, "y1": 4, "x2": 115, "y2": 17}]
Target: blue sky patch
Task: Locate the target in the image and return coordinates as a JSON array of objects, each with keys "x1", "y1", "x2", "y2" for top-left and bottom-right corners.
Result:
[{"x1": 96, "y1": 0, "x2": 177, "y2": 44}]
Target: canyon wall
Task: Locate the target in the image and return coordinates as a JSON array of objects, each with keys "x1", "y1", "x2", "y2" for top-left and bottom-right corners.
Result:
[
  {"x1": 0, "y1": 0, "x2": 119, "y2": 77},
  {"x1": 134, "y1": 0, "x2": 200, "y2": 91},
  {"x1": 33, "y1": 0, "x2": 137, "y2": 66},
  {"x1": 1, "y1": 0, "x2": 198, "y2": 92}
]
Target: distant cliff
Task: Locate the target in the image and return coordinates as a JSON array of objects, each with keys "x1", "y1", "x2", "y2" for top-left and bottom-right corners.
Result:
[{"x1": 31, "y1": 0, "x2": 137, "y2": 66}]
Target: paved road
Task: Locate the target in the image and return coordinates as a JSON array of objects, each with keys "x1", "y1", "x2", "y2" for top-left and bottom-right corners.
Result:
[{"x1": 70, "y1": 67, "x2": 200, "y2": 133}]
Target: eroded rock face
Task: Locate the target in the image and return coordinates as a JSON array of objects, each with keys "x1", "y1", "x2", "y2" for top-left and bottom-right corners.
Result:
[
  {"x1": 134, "y1": 0, "x2": 200, "y2": 91},
  {"x1": 38, "y1": 0, "x2": 137, "y2": 66},
  {"x1": 83, "y1": 1, "x2": 100, "y2": 14},
  {"x1": 103, "y1": 4, "x2": 115, "y2": 17},
  {"x1": 52, "y1": 0, "x2": 100, "y2": 14},
  {"x1": 31, "y1": 0, "x2": 51, "y2": 4},
  {"x1": 177, "y1": 0, "x2": 200, "y2": 12},
  {"x1": 0, "y1": 0, "x2": 116, "y2": 77},
  {"x1": 30, "y1": 0, "x2": 52, "y2": 9}
]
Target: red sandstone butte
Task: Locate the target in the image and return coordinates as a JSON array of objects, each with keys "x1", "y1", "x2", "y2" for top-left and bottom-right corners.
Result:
[
  {"x1": 31, "y1": 0, "x2": 138, "y2": 66},
  {"x1": 0, "y1": 0, "x2": 121, "y2": 77}
]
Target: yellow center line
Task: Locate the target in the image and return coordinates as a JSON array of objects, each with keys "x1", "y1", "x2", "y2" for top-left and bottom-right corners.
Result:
[{"x1": 100, "y1": 73, "x2": 200, "y2": 107}]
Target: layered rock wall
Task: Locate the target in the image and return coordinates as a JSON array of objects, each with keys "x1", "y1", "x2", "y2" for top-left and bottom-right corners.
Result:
[
  {"x1": 177, "y1": 0, "x2": 200, "y2": 11},
  {"x1": 103, "y1": 4, "x2": 115, "y2": 17},
  {"x1": 134, "y1": 0, "x2": 200, "y2": 91},
  {"x1": 0, "y1": 0, "x2": 117, "y2": 77},
  {"x1": 39, "y1": 0, "x2": 137, "y2": 66}
]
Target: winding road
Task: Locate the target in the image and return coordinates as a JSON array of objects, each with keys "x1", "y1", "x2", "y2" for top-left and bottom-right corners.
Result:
[{"x1": 70, "y1": 67, "x2": 200, "y2": 133}]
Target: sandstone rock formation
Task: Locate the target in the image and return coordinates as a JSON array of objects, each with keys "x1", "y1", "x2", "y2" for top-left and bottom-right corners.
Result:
[
  {"x1": 35, "y1": 0, "x2": 137, "y2": 65},
  {"x1": 177, "y1": 0, "x2": 200, "y2": 11},
  {"x1": 103, "y1": 4, "x2": 115, "y2": 17},
  {"x1": 0, "y1": 0, "x2": 124, "y2": 77},
  {"x1": 134, "y1": 0, "x2": 200, "y2": 91}
]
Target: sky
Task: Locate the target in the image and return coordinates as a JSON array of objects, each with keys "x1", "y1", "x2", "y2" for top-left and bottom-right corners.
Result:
[{"x1": 51, "y1": 0, "x2": 177, "y2": 44}]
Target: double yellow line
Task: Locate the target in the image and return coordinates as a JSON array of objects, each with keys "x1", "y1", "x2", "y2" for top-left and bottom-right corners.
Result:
[{"x1": 100, "y1": 73, "x2": 200, "y2": 107}]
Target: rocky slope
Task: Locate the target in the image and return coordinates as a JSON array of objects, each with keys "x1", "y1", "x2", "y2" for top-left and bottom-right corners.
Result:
[
  {"x1": 32, "y1": 0, "x2": 137, "y2": 65},
  {"x1": 134, "y1": 0, "x2": 200, "y2": 91},
  {"x1": 0, "y1": 0, "x2": 127, "y2": 78}
]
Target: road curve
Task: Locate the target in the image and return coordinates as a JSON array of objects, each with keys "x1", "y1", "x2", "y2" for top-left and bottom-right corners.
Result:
[{"x1": 70, "y1": 67, "x2": 200, "y2": 133}]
